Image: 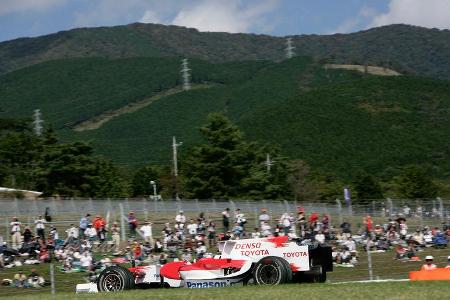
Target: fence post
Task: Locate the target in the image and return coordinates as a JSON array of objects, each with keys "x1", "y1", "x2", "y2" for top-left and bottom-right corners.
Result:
[
  {"x1": 387, "y1": 198, "x2": 394, "y2": 218},
  {"x1": 366, "y1": 238, "x2": 373, "y2": 281},
  {"x1": 119, "y1": 203, "x2": 126, "y2": 241},
  {"x1": 437, "y1": 197, "x2": 444, "y2": 222},
  {"x1": 336, "y1": 199, "x2": 343, "y2": 226},
  {"x1": 143, "y1": 198, "x2": 148, "y2": 221},
  {"x1": 50, "y1": 262, "x2": 56, "y2": 295}
]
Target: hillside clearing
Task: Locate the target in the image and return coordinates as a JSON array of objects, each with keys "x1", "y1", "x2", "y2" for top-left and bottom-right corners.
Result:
[
  {"x1": 325, "y1": 64, "x2": 401, "y2": 76},
  {"x1": 73, "y1": 84, "x2": 214, "y2": 131}
]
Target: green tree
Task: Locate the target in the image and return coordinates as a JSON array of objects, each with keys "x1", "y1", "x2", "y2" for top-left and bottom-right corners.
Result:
[
  {"x1": 395, "y1": 165, "x2": 438, "y2": 198},
  {"x1": 352, "y1": 172, "x2": 384, "y2": 203},
  {"x1": 182, "y1": 113, "x2": 257, "y2": 199},
  {"x1": 287, "y1": 160, "x2": 319, "y2": 201},
  {"x1": 131, "y1": 165, "x2": 161, "y2": 197}
]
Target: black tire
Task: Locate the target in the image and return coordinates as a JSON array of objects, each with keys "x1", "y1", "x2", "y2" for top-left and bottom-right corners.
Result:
[
  {"x1": 279, "y1": 257, "x2": 293, "y2": 283},
  {"x1": 311, "y1": 265, "x2": 326, "y2": 283},
  {"x1": 97, "y1": 266, "x2": 135, "y2": 292},
  {"x1": 253, "y1": 256, "x2": 290, "y2": 286}
]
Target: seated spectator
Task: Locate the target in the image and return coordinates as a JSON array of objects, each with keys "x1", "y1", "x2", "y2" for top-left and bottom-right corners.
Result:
[
  {"x1": 84, "y1": 224, "x2": 97, "y2": 241},
  {"x1": 27, "y1": 269, "x2": 45, "y2": 288},
  {"x1": 251, "y1": 227, "x2": 261, "y2": 239},
  {"x1": 80, "y1": 252, "x2": 93, "y2": 271},
  {"x1": 421, "y1": 256, "x2": 437, "y2": 270},
  {"x1": 261, "y1": 221, "x2": 272, "y2": 237},
  {"x1": 13, "y1": 271, "x2": 28, "y2": 287},
  {"x1": 446, "y1": 256, "x2": 450, "y2": 268}
]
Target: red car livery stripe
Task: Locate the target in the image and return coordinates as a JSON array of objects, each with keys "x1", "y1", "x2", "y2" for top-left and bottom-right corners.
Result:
[{"x1": 180, "y1": 258, "x2": 246, "y2": 272}]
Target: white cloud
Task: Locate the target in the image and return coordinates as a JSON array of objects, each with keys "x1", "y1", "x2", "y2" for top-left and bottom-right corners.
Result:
[
  {"x1": 0, "y1": 0, "x2": 65, "y2": 16},
  {"x1": 330, "y1": 6, "x2": 378, "y2": 34},
  {"x1": 171, "y1": 0, "x2": 279, "y2": 33},
  {"x1": 140, "y1": 10, "x2": 162, "y2": 24},
  {"x1": 370, "y1": 0, "x2": 450, "y2": 29}
]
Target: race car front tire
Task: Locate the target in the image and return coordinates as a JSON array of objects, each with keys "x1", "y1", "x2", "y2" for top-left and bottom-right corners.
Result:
[
  {"x1": 253, "y1": 256, "x2": 292, "y2": 285},
  {"x1": 97, "y1": 266, "x2": 135, "y2": 292}
]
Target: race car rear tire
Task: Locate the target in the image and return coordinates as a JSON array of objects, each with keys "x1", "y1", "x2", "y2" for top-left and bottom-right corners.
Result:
[
  {"x1": 97, "y1": 266, "x2": 135, "y2": 292},
  {"x1": 311, "y1": 265, "x2": 326, "y2": 283},
  {"x1": 253, "y1": 256, "x2": 291, "y2": 285}
]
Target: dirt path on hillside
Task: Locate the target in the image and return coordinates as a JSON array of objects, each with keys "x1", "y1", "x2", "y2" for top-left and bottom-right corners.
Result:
[
  {"x1": 324, "y1": 64, "x2": 401, "y2": 76},
  {"x1": 73, "y1": 84, "x2": 214, "y2": 132}
]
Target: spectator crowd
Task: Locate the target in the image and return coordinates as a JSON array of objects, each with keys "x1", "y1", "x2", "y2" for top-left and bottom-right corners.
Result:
[{"x1": 1, "y1": 205, "x2": 449, "y2": 288}]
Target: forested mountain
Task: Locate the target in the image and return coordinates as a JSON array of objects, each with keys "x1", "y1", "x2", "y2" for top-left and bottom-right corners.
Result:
[
  {"x1": 1, "y1": 23, "x2": 450, "y2": 79},
  {"x1": 1, "y1": 56, "x2": 449, "y2": 180}
]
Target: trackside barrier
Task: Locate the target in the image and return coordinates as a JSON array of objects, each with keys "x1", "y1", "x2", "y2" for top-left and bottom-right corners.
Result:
[{"x1": 409, "y1": 268, "x2": 450, "y2": 281}]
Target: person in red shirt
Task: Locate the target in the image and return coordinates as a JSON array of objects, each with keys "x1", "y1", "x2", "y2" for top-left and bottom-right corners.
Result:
[
  {"x1": 364, "y1": 215, "x2": 373, "y2": 233},
  {"x1": 93, "y1": 215, "x2": 106, "y2": 237}
]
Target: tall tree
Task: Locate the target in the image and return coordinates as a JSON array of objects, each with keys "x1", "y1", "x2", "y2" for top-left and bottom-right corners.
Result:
[
  {"x1": 183, "y1": 113, "x2": 256, "y2": 199},
  {"x1": 395, "y1": 165, "x2": 438, "y2": 199},
  {"x1": 352, "y1": 172, "x2": 384, "y2": 203}
]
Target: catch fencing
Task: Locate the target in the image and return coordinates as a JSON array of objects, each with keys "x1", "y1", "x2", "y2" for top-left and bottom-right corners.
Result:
[{"x1": 0, "y1": 197, "x2": 448, "y2": 243}]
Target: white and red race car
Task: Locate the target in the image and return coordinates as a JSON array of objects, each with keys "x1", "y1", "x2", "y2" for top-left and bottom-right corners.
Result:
[{"x1": 76, "y1": 236, "x2": 332, "y2": 293}]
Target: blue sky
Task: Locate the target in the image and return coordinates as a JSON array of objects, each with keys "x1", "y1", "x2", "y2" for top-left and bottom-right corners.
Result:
[{"x1": 1, "y1": 0, "x2": 449, "y2": 42}]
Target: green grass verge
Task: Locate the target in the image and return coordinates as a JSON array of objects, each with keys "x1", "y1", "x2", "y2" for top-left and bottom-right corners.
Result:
[{"x1": 2, "y1": 281, "x2": 450, "y2": 300}]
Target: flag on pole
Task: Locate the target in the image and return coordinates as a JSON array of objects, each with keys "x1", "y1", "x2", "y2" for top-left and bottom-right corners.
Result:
[{"x1": 344, "y1": 187, "x2": 351, "y2": 206}]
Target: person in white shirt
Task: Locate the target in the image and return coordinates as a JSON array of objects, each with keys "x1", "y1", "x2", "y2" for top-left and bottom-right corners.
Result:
[
  {"x1": 315, "y1": 232, "x2": 325, "y2": 244},
  {"x1": 34, "y1": 215, "x2": 46, "y2": 240},
  {"x1": 175, "y1": 211, "x2": 186, "y2": 229},
  {"x1": 79, "y1": 252, "x2": 93, "y2": 271},
  {"x1": 66, "y1": 224, "x2": 79, "y2": 239},
  {"x1": 261, "y1": 221, "x2": 272, "y2": 237},
  {"x1": 10, "y1": 217, "x2": 22, "y2": 250},
  {"x1": 344, "y1": 237, "x2": 357, "y2": 252},
  {"x1": 251, "y1": 228, "x2": 261, "y2": 238},
  {"x1": 140, "y1": 221, "x2": 154, "y2": 245},
  {"x1": 187, "y1": 219, "x2": 198, "y2": 238},
  {"x1": 84, "y1": 224, "x2": 97, "y2": 240},
  {"x1": 258, "y1": 209, "x2": 270, "y2": 225}
]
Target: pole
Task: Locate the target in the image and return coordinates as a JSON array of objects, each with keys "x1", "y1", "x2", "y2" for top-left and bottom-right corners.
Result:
[
  {"x1": 50, "y1": 263, "x2": 56, "y2": 295},
  {"x1": 437, "y1": 197, "x2": 444, "y2": 222},
  {"x1": 172, "y1": 136, "x2": 182, "y2": 200},
  {"x1": 366, "y1": 239, "x2": 373, "y2": 281},
  {"x1": 119, "y1": 203, "x2": 126, "y2": 242}
]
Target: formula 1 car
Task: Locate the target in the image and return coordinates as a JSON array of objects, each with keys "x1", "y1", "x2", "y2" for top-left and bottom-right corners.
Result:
[{"x1": 76, "y1": 236, "x2": 332, "y2": 293}]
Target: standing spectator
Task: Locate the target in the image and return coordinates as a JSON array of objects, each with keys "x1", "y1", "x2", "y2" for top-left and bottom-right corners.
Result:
[
  {"x1": 140, "y1": 221, "x2": 154, "y2": 245},
  {"x1": 207, "y1": 221, "x2": 216, "y2": 248},
  {"x1": 111, "y1": 222, "x2": 121, "y2": 254},
  {"x1": 280, "y1": 213, "x2": 291, "y2": 235},
  {"x1": 187, "y1": 219, "x2": 198, "y2": 239},
  {"x1": 258, "y1": 209, "x2": 270, "y2": 225},
  {"x1": 297, "y1": 211, "x2": 306, "y2": 237},
  {"x1": 222, "y1": 208, "x2": 230, "y2": 232},
  {"x1": 175, "y1": 211, "x2": 186, "y2": 230},
  {"x1": 128, "y1": 212, "x2": 138, "y2": 238},
  {"x1": 34, "y1": 215, "x2": 46, "y2": 241},
  {"x1": 23, "y1": 227, "x2": 33, "y2": 243},
  {"x1": 93, "y1": 215, "x2": 106, "y2": 239},
  {"x1": 421, "y1": 256, "x2": 437, "y2": 270},
  {"x1": 79, "y1": 214, "x2": 91, "y2": 238},
  {"x1": 364, "y1": 215, "x2": 373, "y2": 233},
  {"x1": 10, "y1": 217, "x2": 22, "y2": 250}
]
